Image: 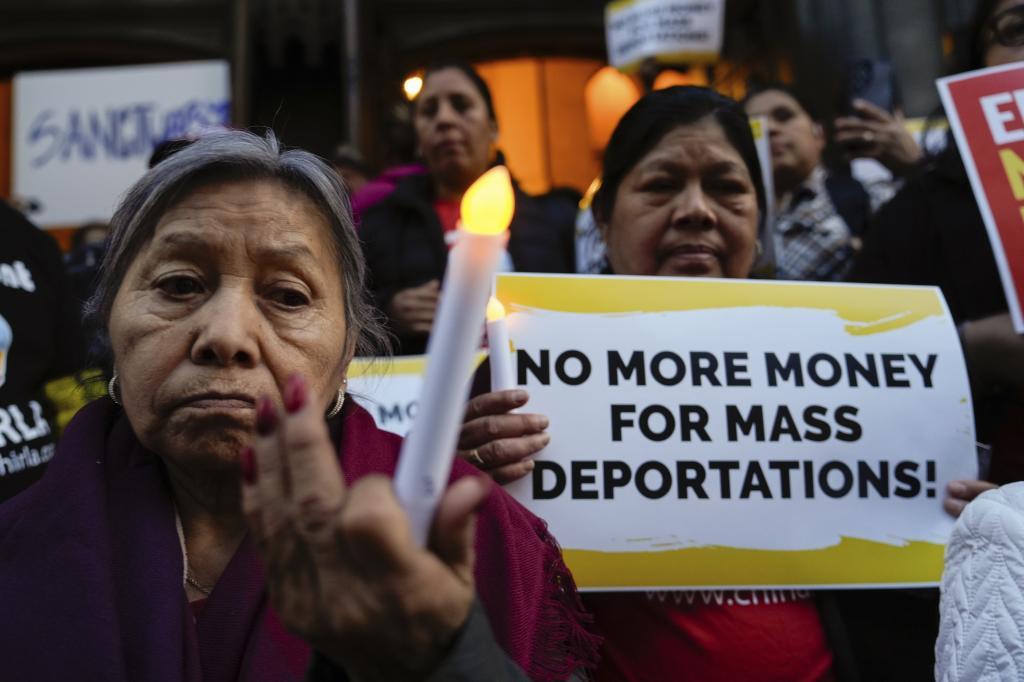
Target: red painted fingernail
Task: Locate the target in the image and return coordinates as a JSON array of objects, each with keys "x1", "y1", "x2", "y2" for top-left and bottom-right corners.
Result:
[
  {"x1": 256, "y1": 396, "x2": 278, "y2": 436},
  {"x1": 284, "y1": 374, "x2": 307, "y2": 414},
  {"x1": 239, "y1": 446, "x2": 256, "y2": 484}
]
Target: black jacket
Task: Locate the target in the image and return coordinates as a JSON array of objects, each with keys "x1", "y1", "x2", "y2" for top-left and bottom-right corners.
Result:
[
  {"x1": 360, "y1": 174, "x2": 575, "y2": 354},
  {"x1": 0, "y1": 200, "x2": 85, "y2": 501},
  {"x1": 851, "y1": 141, "x2": 1007, "y2": 323}
]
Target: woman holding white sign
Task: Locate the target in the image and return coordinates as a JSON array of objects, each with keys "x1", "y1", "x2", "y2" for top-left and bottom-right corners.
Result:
[
  {"x1": 584, "y1": 86, "x2": 844, "y2": 682},
  {"x1": 463, "y1": 86, "x2": 978, "y2": 681},
  {"x1": 463, "y1": 86, "x2": 840, "y2": 681}
]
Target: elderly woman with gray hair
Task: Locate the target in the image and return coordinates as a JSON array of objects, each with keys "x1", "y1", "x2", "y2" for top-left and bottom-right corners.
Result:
[{"x1": 0, "y1": 131, "x2": 597, "y2": 681}]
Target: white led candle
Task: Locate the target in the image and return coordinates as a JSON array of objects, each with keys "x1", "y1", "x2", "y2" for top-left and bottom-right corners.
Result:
[
  {"x1": 394, "y1": 166, "x2": 516, "y2": 545},
  {"x1": 486, "y1": 296, "x2": 514, "y2": 392}
]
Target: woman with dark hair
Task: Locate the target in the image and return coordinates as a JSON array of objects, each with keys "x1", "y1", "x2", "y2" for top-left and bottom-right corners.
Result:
[
  {"x1": 360, "y1": 61, "x2": 575, "y2": 354},
  {"x1": 460, "y1": 86, "x2": 838, "y2": 680},
  {"x1": 584, "y1": 86, "x2": 836, "y2": 682},
  {"x1": 462, "y1": 84, "x2": 983, "y2": 681}
]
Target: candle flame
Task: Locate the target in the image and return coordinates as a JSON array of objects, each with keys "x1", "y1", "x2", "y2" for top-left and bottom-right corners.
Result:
[
  {"x1": 486, "y1": 296, "x2": 506, "y2": 322},
  {"x1": 460, "y1": 166, "x2": 514, "y2": 236},
  {"x1": 403, "y1": 74, "x2": 423, "y2": 101}
]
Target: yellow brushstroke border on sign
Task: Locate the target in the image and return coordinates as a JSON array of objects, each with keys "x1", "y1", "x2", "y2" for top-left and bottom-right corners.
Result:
[
  {"x1": 565, "y1": 537, "x2": 945, "y2": 589},
  {"x1": 615, "y1": 52, "x2": 720, "y2": 73},
  {"x1": 495, "y1": 274, "x2": 946, "y2": 336}
]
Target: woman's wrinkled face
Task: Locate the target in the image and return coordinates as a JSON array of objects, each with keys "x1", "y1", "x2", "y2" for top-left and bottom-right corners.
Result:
[
  {"x1": 600, "y1": 118, "x2": 759, "y2": 279},
  {"x1": 414, "y1": 68, "x2": 497, "y2": 188},
  {"x1": 108, "y1": 178, "x2": 349, "y2": 471}
]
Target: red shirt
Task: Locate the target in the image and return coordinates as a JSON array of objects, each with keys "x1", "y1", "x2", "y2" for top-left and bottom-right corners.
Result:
[
  {"x1": 586, "y1": 590, "x2": 834, "y2": 682},
  {"x1": 433, "y1": 198, "x2": 462, "y2": 250}
]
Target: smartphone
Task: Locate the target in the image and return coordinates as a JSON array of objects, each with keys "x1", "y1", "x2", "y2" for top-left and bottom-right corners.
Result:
[{"x1": 843, "y1": 58, "x2": 896, "y2": 115}]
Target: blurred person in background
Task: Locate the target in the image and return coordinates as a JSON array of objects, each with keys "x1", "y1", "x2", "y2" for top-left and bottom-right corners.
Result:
[
  {"x1": 330, "y1": 143, "x2": 372, "y2": 195},
  {"x1": 853, "y1": 0, "x2": 1024, "y2": 486},
  {"x1": 0, "y1": 199, "x2": 85, "y2": 501},
  {"x1": 360, "y1": 60, "x2": 575, "y2": 355},
  {"x1": 349, "y1": 103, "x2": 427, "y2": 225},
  {"x1": 744, "y1": 84, "x2": 921, "y2": 281},
  {"x1": 65, "y1": 221, "x2": 109, "y2": 308}
]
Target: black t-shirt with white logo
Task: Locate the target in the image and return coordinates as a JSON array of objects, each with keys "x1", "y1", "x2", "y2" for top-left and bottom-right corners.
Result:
[{"x1": 0, "y1": 201, "x2": 84, "y2": 502}]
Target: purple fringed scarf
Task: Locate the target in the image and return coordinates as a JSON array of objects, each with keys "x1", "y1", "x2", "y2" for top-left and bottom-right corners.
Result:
[{"x1": 0, "y1": 398, "x2": 598, "y2": 681}]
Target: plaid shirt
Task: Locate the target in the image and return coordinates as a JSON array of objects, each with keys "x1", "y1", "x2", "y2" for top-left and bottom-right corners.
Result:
[{"x1": 773, "y1": 166, "x2": 871, "y2": 282}]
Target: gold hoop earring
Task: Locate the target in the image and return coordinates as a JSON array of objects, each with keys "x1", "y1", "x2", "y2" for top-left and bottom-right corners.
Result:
[
  {"x1": 108, "y1": 373, "x2": 121, "y2": 406},
  {"x1": 326, "y1": 381, "x2": 347, "y2": 419}
]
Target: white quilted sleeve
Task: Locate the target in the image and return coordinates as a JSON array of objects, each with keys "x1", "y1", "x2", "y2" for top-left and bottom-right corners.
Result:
[{"x1": 937, "y1": 483, "x2": 1024, "y2": 682}]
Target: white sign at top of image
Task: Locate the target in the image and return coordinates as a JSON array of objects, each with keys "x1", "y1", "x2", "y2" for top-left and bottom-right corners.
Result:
[
  {"x1": 13, "y1": 61, "x2": 230, "y2": 227},
  {"x1": 605, "y1": 0, "x2": 725, "y2": 69}
]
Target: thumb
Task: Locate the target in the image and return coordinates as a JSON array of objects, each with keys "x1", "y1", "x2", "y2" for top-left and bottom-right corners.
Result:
[{"x1": 429, "y1": 475, "x2": 492, "y2": 584}]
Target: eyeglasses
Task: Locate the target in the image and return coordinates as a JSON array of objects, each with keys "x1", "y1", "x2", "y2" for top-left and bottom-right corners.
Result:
[{"x1": 986, "y1": 4, "x2": 1024, "y2": 49}]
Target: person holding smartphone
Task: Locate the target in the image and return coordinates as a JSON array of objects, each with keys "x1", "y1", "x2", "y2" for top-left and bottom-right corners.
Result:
[
  {"x1": 833, "y1": 59, "x2": 924, "y2": 178},
  {"x1": 743, "y1": 84, "x2": 920, "y2": 282}
]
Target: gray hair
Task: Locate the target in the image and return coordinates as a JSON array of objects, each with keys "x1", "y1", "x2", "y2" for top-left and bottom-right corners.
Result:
[{"x1": 85, "y1": 129, "x2": 389, "y2": 366}]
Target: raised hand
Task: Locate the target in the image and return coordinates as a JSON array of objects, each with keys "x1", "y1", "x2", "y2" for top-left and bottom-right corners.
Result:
[
  {"x1": 241, "y1": 373, "x2": 490, "y2": 680},
  {"x1": 834, "y1": 99, "x2": 922, "y2": 175}
]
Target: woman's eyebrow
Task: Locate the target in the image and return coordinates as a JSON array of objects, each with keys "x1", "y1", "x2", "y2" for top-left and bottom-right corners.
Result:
[
  {"x1": 704, "y1": 160, "x2": 747, "y2": 176},
  {"x1": 252, "y1": 243, "x2": 318, "y2": 264},
  {"x1": 148, "y1": 229, "x2": 209, "y2": 254},
  {"x1": 148, "y1": 231, "x2": 317, "y2": 264},
  {"x1": 640, "y1": 158, "x2": 744, "y2": 175},
  {"x1": 637, "y1": 158, "x2": 680, "y2": 173}
]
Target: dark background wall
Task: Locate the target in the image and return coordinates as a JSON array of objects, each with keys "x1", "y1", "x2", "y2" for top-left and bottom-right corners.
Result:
[{"x1": 0, "y1": 0, "x2": 987, "y2": 164}]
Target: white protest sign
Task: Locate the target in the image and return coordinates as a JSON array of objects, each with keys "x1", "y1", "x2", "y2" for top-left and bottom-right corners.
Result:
[
  {"x1": 348, "y1": 356, "x2": 428, "y2": 437},
  {"x1": 605, "y1": 0, "x2": 725, "y2": 71},
  {"x1": 13, "y1": 60, "x2": 230, "y2": 227},
  {"x1": 348, "y1": 353, "x2": 487, "y2": 437},
  {"x1": 497, "y1": 273, "x2": 976, "y2": 590}
]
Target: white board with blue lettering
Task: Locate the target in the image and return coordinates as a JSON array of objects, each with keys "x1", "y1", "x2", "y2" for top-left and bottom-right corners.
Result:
[{"x1": 13, "y1": 60, "x2": 230, "y2": 227}]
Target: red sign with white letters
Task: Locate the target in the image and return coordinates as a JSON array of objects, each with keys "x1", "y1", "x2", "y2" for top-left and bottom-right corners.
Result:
[{"x1": 939, "y1": 63, "x2": 1024, "y2": 332}]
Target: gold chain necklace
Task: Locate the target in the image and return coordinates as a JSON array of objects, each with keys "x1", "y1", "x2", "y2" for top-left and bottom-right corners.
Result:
[
  {"x1": 185, "y1": 570, "x2": 213, "y2": 596},
  {"x1": 175, "y1": 504, "x2": 214, "y2": 597}
]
